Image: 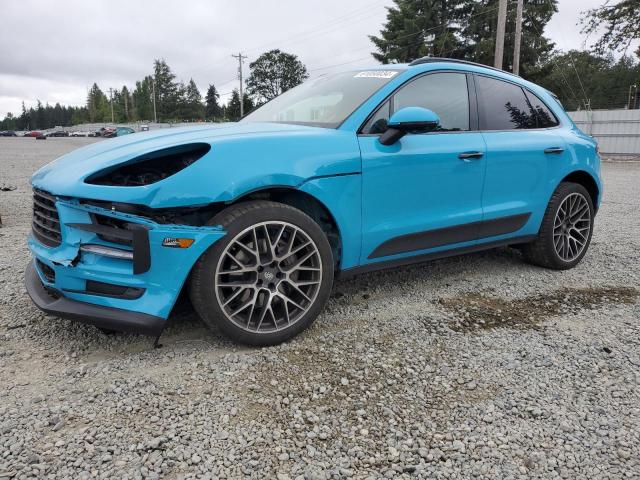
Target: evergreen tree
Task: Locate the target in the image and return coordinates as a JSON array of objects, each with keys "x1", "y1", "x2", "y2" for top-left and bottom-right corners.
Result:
[
  {"x1": 537, "y1": 51, "x2": 640, "y2": 110},
  {"x1": 183, "y1": 79, "x2": 204, "y2": 120},
  {"x1": 205, "y1": 84, "x2": 223, "y2": 121},
  {"x1": 246, "y1": 49, "x2": 308, "y2": 104},
  {"x1": 120, "y1": 86, "x2": 132, "y2": 122},
  {"x1": 132, "y1": 76, "x2": 154, "y2": 121},
  {"x1": 153, "y1": 59, "x2": 179, "y2": 120},
  {"x1": 51, "y1": 103, "x2": 64, "y2": 126},
  {"x1": 19, "y1": 102, "x2": 30, "y2": 130},
  {"x1": 87, "y1": 83, "x2": 110, "y2": 122},
  {"x1": 370, "y1": 0, "x2": 467, "y2": 63},
  {"x1": 226, "y1": 89, "x2": 255, "y2": 121}
]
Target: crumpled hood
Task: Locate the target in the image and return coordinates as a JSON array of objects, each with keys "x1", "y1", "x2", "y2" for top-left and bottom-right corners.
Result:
[
  {"x1": 32, "y1": 122, "x2": 309, "y2": 186},
  {"x1": 31, "y1": 122, "x2": 361, "y2": 208}
]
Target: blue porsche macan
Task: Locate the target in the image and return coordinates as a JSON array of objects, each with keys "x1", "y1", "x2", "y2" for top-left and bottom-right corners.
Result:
[{"x1": 26, "y1": 58, "x2": 602, "y2": 345}]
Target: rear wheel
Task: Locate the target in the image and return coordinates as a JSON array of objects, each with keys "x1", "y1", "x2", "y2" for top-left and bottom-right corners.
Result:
[
  {"x1": 189, "y1": 201, "x2": 334, "y2": 346},
  {"x1": 522, "y1": 182, "x2": 594, "y2": 270}
]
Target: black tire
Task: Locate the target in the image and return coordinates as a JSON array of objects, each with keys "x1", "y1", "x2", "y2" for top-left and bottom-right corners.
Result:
[
  {"x1": 522, "y1": 182, "x2": 595, "y2": 270},
  {"x1": 189, "y1": 200, "x2": 334, "y2": 346}
]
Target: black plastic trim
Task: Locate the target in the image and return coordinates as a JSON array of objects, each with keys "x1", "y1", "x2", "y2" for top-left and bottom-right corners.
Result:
[
  {"x1": 131, "y1": 225, "x2": 151, "y2": 274},
  {"x1": 407, "y1": 57, "x2": 520, "y2": 78},
  {"x1": 63, "y1": 280, "x2": 145, "y2": 300},
  {"x1": 67, "y1": 222, "x2": 134, "y2": 242},
  {"x1": 25, "y1": 261, "x2": 164, "y2": 336},
  {"x1": 369, "y1": 213, "x2": 531, "y2": 259},
  {"x1": 341, "y1": 235, "x2": 536, "y2": 278},
  {"x1": 467, "y1": 73, "x2": 479, "y2": 131}
]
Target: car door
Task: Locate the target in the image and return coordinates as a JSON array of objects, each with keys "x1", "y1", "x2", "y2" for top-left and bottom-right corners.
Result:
[
  {"x1": 475, "y1": 74, "x2": 571, "y2": 240},
  {"x1": 358, "y1": 71, "x2": 487, "y2": 263}
]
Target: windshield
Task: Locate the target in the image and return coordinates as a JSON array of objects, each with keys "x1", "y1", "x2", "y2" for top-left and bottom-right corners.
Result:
[{"x1": 241, "y1": 69, "x2": 404, "y2": 128}]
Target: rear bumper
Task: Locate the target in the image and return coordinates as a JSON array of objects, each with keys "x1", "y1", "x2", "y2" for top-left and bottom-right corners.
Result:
[{"x1": 25, "y1": 260, "x2": 165, "y2": 336}]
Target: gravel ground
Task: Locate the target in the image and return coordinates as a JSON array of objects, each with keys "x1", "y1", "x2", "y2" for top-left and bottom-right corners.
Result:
[{"x1": 0, "y1": 137, "x2": 639, "y2": 480}]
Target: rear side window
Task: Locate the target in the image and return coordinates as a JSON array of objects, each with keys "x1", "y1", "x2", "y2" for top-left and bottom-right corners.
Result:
[
  {"x1": 525, "y1": 90, "x2": 560, "y2": 128},
  {"x1": 476, "y1": 75, "x2": 537, "y2": 130}
]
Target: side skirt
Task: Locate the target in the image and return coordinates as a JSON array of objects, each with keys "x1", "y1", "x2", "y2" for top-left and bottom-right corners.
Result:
[
  {"x1": 368, "y1": 213, "x2": 531, "y2": 259},
  {"x1": 339, "y1": 235, "x2": 536, "y2": 278}
]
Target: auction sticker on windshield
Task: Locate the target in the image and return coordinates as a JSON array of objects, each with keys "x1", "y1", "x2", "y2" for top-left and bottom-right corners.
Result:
[{"x1": 354, "y1": 71, "x2": 399, "y2": 79}]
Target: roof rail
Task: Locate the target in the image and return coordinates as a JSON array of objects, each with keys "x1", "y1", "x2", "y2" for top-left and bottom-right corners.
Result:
[{"x1": 408, "y1": 57, "x2": 520, "y2": 77}]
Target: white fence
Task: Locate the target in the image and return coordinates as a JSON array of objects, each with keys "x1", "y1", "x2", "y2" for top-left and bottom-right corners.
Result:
[
  {"x1": 568, "y1": 109, "x2": 640, "y2": 157},
  {"x1": 52, "y1": 121, "x2": 207, "y2": 133}
]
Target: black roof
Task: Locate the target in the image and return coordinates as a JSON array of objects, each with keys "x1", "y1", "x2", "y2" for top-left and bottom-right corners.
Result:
[{"x1": 408, "y1": 57, "x2": 520, "y2": 77}]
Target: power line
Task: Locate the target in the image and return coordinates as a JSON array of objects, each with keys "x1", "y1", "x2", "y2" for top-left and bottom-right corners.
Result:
[
  {"x1": 187, "y1": 1, "x2": 389, "y2": 78},
  {"x1": 524, "y1": 9, "x2": 584, "y2": 109},
  {"x1": 192, "y1": 0, "x2": 506, "y2": 98},
  {"x1": 544, "y1": 0, "x2": 590, "y2": 109},
  {"x1": 231, "y1": 53, "x2": 248, "y2": 117}
]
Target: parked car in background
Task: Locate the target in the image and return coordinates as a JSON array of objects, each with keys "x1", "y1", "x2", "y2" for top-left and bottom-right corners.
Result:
[
  {"x1": 46, "y1": 130, "x2": 69, "y2": 137},
  {"x1": 25, "y1": 58, "x2": 602, "y2": 346},
  {"x1": 70, "y1": 131, "x2": 90, "y2": 137},
  {"x1": 0, "y1": 130, "x2": 18, "y2": 137},
  {"x1": 90, "y1": 127, "x2": 111, "y2": 137},
  {"x1": 23, "y1": 131, "x2": 43, "y2": 137},
  {"x1": 103, "y1": 127, "x2": 135, "y2": 138}
]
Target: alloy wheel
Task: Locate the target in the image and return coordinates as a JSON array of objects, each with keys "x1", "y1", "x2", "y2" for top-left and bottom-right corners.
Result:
[
  {"x1": 553, "y1": 192, "x2": 591, "y2": 262},
  {"x1": 215, "y1": 221, "x2": 323, "y2": 333}
]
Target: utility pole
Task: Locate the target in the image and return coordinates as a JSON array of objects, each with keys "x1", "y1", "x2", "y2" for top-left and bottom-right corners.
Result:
[
  {"x1": 628, "y1": 84, "x2": 637, "y2": 110},
  {"x1": 512, "y1": 0, "x2": 523, "y2": 75},
  {"x1": 494, "y1": 0, "x2": 508, "y2": 69},
  {"x1": 152, "y1": 78, "x2": 158, "y2": 123},
  {"x1": 109, "y1": 87, "x2": 115, "y2": 123},
  {"x1": 124, "y1": 91, "x2": 128, "y2": 120},
  {"x1": 232, "y1": 52, "x2": 248, "y2": 117}
]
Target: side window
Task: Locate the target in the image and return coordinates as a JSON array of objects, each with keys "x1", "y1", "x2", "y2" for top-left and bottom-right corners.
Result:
[
  {"x1": 360, "y1": 72, "x2": 470, "y2": 134},
  {"x1": 525, "y1": 90, "x2": 560, "y2": 128},
  {"x1": 393, "y1": 73, "x2": 470, "y2": 132},
  {"x1": 475, "y1": 76, "x2": 537, "y2": 130}
]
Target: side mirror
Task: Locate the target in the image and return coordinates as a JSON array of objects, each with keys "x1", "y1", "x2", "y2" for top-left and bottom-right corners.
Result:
[{"x1": 379, "y1": 107, "x2": 441, "y2": 146}]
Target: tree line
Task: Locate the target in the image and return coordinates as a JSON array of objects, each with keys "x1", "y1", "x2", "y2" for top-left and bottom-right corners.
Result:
[
  {"x1": 1, "y1": 0, "x2": 639, "y2": 131},
  {"x1": 0, "y1": 50, "x2": 307, "y2": 131}
]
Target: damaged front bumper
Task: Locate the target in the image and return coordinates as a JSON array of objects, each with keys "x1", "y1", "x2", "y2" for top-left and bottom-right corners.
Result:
[{"x1": 26, "y1": 194, "x2": 226, "y2": 335}]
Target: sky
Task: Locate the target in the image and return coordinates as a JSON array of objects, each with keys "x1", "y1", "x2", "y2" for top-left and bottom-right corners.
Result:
[{"x1": 0, "y1": 0, "x2": 626, "y2": 117}]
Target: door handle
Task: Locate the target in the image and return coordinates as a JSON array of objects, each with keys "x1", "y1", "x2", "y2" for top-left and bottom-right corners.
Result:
[
  {"x1": 544, "y1": 147, "x2": 564, "y2": 154},
  {"x1": 458, "y1": 151, "x2": 484, "y2": 160}
]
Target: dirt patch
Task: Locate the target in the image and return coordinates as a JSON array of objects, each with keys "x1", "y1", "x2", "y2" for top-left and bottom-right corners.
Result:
[{"x1": 441, "y1": 286, "x2": 639, "y2": 332}]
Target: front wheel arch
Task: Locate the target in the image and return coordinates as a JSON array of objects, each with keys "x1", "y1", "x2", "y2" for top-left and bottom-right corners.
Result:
[{"x1": 228, "y1": 187, "x2": 343, "y2": 270}]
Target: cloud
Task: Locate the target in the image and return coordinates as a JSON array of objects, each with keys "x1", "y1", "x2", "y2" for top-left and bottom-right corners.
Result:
[{"x1": 0, "y1": 0, "x2": 630, "y2": 116}]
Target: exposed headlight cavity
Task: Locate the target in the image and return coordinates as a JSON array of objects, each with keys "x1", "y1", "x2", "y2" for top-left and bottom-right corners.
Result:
[{"x1": 85, "y1": 143, "x2": 211, "y2": 187}]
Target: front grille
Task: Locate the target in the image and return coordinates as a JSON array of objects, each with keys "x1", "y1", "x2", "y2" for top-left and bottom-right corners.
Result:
[{"x1": 32, "y1": 188, "x2": 62, "y2": 247}]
